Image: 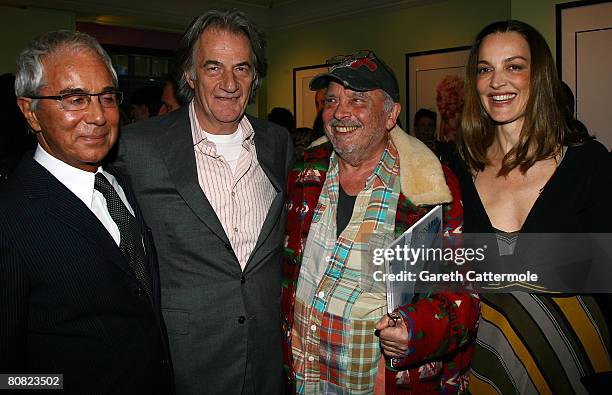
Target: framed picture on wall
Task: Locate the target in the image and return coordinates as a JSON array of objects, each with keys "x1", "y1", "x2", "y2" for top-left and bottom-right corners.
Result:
[
  {"x1": 557, "y1": 0, "x2": 612, "y2": 150},
  {"x1": 405, "y1": 46, "x2": 469, "y2": 142},
  {"x1": 293, "y1": 64, "x2": 327, "y2": 129}
]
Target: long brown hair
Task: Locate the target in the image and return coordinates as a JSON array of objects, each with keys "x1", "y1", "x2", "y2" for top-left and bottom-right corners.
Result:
[{"x1": 458, "y1": 20, "x2": 575, "y2": 176}]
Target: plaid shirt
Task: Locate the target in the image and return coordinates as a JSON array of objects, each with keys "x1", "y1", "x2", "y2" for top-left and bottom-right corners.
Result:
[
  {"x1": 293, "y1": 140, "x2": 402, "y2": 394},
  {"x1": 282, "y1": 137, "x2": 479, "y2": 395}
]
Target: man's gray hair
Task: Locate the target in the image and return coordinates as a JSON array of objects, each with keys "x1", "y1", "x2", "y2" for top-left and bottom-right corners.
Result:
[
  {"x1": 15, "y1": 30, "x2": 117, "y2": 109},
  {"x1": 177, "y1": 9, "x2": 267, "y2": 103},
  {"x1": 382, "y1": 91, "x2": 394, "y2": 113}
]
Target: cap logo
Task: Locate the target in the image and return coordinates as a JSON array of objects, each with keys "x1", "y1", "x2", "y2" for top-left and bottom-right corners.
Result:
[{"x1": 350, "y1": 57, "x2": 377, "y2": 72}]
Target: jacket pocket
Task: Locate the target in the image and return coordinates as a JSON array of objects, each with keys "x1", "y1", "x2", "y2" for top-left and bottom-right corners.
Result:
[{"x1": 161, "y1": 309, "x2": 190, "y2": 335}]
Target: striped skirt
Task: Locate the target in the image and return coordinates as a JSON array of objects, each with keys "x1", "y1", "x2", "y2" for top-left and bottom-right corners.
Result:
[{"x1": 469, "y1": 293, "x2": 611, "y2": 394}]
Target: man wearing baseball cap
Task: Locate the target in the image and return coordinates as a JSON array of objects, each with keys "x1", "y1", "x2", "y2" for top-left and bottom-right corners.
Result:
[{"x1": 281, "y1": 51, "x2": 479, "y2": 394}]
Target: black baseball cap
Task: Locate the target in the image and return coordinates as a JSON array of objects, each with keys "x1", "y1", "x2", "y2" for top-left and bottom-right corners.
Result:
[{"x1": 309, "y1": 50, "x2": 400, "y2": 103}]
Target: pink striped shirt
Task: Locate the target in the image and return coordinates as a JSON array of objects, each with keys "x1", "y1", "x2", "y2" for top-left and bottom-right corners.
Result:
[{"x1": 189, "y1": 102, "x2": 276, "y2": 270}]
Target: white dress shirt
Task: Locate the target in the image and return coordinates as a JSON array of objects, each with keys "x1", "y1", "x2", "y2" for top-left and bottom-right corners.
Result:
[{"x1": 34, "y1": 145, "x2": 135, "y2": 246}]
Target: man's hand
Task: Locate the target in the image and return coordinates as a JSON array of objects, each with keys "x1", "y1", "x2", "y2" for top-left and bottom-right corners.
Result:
[{"x1": 375, "y1": 314, "x2": 409, "y2": 359}]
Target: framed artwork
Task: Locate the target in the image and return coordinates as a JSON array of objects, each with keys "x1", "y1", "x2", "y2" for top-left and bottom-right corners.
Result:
[
  {"x1": 557, "y1": 0, "x2": 612, "y2": 149},
  {"x1": 405, "y1": 46, "x2": 470, "y2": 141},
  {"x1": 293, "y1": 64, "x2": 327, "y2": 129}
]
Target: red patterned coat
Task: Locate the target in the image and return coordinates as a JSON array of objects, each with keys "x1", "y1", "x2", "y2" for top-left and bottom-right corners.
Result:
[{"x1": 282, "y1": 128, "x2": 480, "y2": 394}]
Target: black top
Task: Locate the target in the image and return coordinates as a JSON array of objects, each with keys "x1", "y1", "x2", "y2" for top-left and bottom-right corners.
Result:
[
  {"x1": 337, "y1": 185, "x2": 357, "y2": 238},
  {"x1": 453, "y1": 141, "x2": 612, "y2": 391},
  {"x1": 451, "y1": 140, "x2": 612, "y2": 233}
]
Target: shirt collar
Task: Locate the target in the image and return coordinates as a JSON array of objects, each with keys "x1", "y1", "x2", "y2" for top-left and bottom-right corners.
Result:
[
  {"x1": 33, "y1": 144, "x2": 100, "y2": 209},
  {"x1": 188, "y1": 100, "x2": 254, "y2": 146},
  {"x1": 372, "y1": 138, "x2": 399, "y2": 188}
]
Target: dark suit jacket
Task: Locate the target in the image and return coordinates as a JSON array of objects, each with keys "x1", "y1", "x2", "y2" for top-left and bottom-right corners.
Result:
[
  {"x1": 114, "y1": 107, "x2": 293, "y2": 395},
  {"x1": 0, "y1": 154, "x2": 173, "y2": 394}
]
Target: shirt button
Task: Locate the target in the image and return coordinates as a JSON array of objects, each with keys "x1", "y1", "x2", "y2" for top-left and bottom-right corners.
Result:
[
  {"x1": 308, "y1": 356, "x2": 315, "y2": 362},
  {"x1": 310, "y1": 324, "x2": 317, "y2": 331},
  {"x1": 233, "y1": 227, "x2": 239, "y2": 232},
  {"x1": 231, "y1": 192, "x2": 235, "y2": 197},
  {"x1": 318, "y1": 291, "x2": 325, "y2": 298},
  {"x1": 325, "y1": 256, "x2": 331, "y2": 262},
  {"x1": 238, "y1": 316, "x2": 246, "y2": 324}
]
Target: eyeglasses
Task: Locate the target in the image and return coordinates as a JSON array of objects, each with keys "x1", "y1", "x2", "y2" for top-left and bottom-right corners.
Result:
[
  {"x1": 27, "y1": 90, "x2": 124, "y2": 111},
  {"x1": 326, "y1": 50, "x2": 375, "y2": 70}
]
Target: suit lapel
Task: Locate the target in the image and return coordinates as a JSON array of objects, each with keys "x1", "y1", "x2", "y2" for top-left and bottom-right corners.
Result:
[
  {"x1": 250, "y1": 115, "x2": 283, "y2": 192},
  {"x1": 155, "y1": 108, "x2": 231, "y2": 245},
  {"x1": 247, "y1": 116, "x2": 285, "y2": 269},
  {"x1": 21, "y1": 157, "x2": 136, "y2": 281},
  {"x1": 151, "y1": 111, "x2": 286, "y2": 269}
]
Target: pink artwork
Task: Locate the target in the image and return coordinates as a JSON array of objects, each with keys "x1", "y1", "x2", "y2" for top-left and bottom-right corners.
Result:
[{"x1": 436, "y1": 75, "x2": 464, "y2": 142}]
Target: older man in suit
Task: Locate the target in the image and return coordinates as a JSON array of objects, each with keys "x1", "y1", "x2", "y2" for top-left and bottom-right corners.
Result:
[
  {"x1": 0, "y1": 31, "x2": 172, "y2": 393},
  {"x1": 113, "y1": 9, "x2": 293, "y2": 395}
]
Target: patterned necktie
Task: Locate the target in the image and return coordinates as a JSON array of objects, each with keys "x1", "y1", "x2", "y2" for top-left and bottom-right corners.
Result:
[{"x1": 94, "y1": 172, "x2": 151, "y2": 296}]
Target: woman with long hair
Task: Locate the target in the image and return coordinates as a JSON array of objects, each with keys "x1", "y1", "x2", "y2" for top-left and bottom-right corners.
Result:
[{"x1": 454, "y1": 20, "x2": 612, "y2": 393}]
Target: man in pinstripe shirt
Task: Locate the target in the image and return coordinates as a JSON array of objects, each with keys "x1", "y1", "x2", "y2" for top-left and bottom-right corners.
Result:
[{"x1": 114, "y1": 9, "x2": 293, "y2": 395}]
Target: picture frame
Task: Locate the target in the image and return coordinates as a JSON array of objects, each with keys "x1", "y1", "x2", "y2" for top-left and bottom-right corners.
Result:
[
  {"x1": 293, "y1": 64, "x2": 328, "y2": 129},
  {"x1": 405, "y1": 46, "x2": 470, "y2": 140},
  {"x1": 556, "y1": 0, "x2": 612, "y2": 149}
]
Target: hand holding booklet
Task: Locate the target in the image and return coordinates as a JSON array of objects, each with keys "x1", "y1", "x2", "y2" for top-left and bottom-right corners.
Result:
[{"x1": 384, "y1": 205, "x2": 442, "y2": 313}]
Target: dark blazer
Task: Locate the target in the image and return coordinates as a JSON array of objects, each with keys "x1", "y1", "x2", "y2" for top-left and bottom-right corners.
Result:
[
  {"x1": 114, "y1": 106, "x2": 293, "y2": 395},
  {"x1": 0, "y1": 154, "x2": 173, "y2": 394}
]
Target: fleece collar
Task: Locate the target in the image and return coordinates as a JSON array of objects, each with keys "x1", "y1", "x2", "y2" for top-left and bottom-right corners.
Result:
[
  {"x1": 308, "y1": 126, "x2": 452, "y2": 206},
  {"x1": 388, "y1": 126, "x2": 452, "y2": 206}
]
